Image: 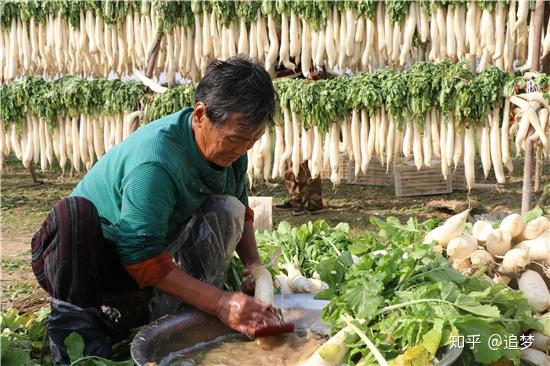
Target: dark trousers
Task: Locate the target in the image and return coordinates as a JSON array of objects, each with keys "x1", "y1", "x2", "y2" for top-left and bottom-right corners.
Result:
[{"x1": 31, "y1": 196, "x2": 150, "y2": 340}]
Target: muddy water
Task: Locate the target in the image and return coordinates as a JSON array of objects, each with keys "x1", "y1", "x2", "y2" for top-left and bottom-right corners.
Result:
[{"x1": 157, "y1": 308, "x2": 329, "y2": 366}]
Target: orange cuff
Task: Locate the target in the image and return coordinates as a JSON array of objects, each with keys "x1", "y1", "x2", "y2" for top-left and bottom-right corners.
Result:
[
  {"x1": 245, "y1": 207, "x2": 254, "y2": 222},
  {"x1": 123, "y1": 252, "x2": 176, "y2": 289}
]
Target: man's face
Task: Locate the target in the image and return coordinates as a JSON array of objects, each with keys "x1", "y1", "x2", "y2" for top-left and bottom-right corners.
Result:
[{"x1": 192, "y1": 102, "x2": 266, "y2": 167}]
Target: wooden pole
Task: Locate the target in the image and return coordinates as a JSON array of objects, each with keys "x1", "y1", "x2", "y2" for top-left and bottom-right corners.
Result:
[
  {"x1": 534, "y1": 146, "x2": 542, "y2": 193},
  {"x1": 521, "y1": 0, "x2": 546, "y2": 214}
]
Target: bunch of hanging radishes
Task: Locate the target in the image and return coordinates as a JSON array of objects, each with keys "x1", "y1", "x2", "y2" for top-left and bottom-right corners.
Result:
[{"x1": 425, "y1": 209, "x2": 550, "y2": 314}]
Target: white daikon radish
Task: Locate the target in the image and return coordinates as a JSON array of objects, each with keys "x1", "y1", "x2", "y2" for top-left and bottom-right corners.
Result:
[
  {"x1": 501, "y1": 98, "x2": 513, "y2": 172},
  {"x1": 521, "y1": 217, "x2": 550, "y2": 240},
  {"x1": 472, "y1": 221, "x2": 493, "y2": 243},
  {"x1": 9, "y1": 124, "x2": 22, "y2": 160},
  {"x1": 38, "y1": 118, "x2": 47, "y2": 172},
  {"x1": 454, "y1": 5, "x2": 466, "y2": 59},
  {"x1": 446, "y1": 117, "x2": 455, "y2": 168},
  {"x1": 412, "y1": 119, "x2": 423, "y2": 171},
  {"x1": 485, "y1": 229, "x2": 512, "y2": 257},
  {"x1": 71, "y1": 117, "x2": 81, "y2": 173},
  {"x1": 385, "y1": 114, "x2": 395, "y2": 170},
  {"x1": 513, "y1": 0, "x2": 530, "y2": 34},
  {"x1": 470, "y1": 250, "x2": 495, "y2": 268},
  {"x1": 250, "y1": 264, "x2": 274, "y2": 305},
  {"x1": 286, "y1": 263, "x2": 313, "y2": 293},
  {"x1": 367, "y1": 113, "x2": 376, "y2": 167},
  {"x1": 521, "y1": 348, "x2": 550, "y2": 366},
  {"x1": 86, "y1": 115, "x2": 95, "y2": 170},
  {"x1": 279, "y1": 108, "x2": 293, "y2": 175},
  {"x1": 329, "y1": 122, "x2": 340, "y2": 185},
  {"x1": 93, "y1": 118, "x2": 105, "y2": 160},
  {"x1": 274, "y1": 274, "x2": 293, "y2": 295},
  {"x1": 500, "y1": 214, "x2": 524, "y2": 239},
  {"x1": 44, "y1": 120, "x2": 53, "y2": 168},
  {"x1": 22, "y1": 119, "x2": 34, "y2": 168},
  {"x1": 424, "y1": 208, "x2": 470, "y2": 247},
  {"x1": 440, "y1": 117, "x2": 448, "y2": 179},
  {"x1": 300, "y1": 326, "x2": 354, "y2": 366},
  {"x1": 452, "y1": 127, "x2": 464, "y2": 171},
  {"x1": 279, "y1": 13, "x2": 294, "y2": 69},
  {"x1": 447, "y1": 234, "x2": 478, "y2": 261},
  {"x1": 271, "y1": 125, "x2": 284, "y2": 180},
  {"x1": 310, "y1": 127, "x2": 323, "y2": 179},
  {"x1": 501, "y1": 248, "x2": 530, "y2": 274},
  {"x1": 264, "y1": 13, "x2": 279, "y2": 74},
  {"x1": 351, "y1": 110, "x2": 362, "y2": 176},
  {"x1": 57, "y1": 118, "x2": 66, "y2": 173},
  {"x1": 431, "y1": 110, "x2": 441, "y2": 159},
  {"x1": 360, "y1": 110, "x2": 369, "y2": 175},
  {"x1": 291, "y1": 111, "x2": 301, "y2": 177},
  {"x1": 518, "y1": 270, "x2": 550, "y2": 312},
  {"x1": 79, "y1": 115, "x2": 90, "y2": 168},
  {"x1": 463, "y1": 127, "x2": 476, "y2": 192},
  {"x1": 422, "y1": 115, "x2": 432, "y2": 167},
  {"x1": 516, "y1": 233, "x2": 550, "y2": 261},
  {"x1": 530, "y1": 331, "x2": 550, "y2": 352},
  {"x1": 399, "y1": 2, "x2": 417, "y2": 65},
  {"x1": 301, "y1": 19, "x2": 311, "y2": 77},
  {"x1": 403, "y1": 121, "x2": 412, "y2": 159},
  {"x1": 445, "y1": 5, "x2": 456, "y2": 60}
]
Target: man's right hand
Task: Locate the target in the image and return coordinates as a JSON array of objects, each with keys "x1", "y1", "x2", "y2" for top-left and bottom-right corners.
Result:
[{"x1": 215, "y1": 292, "x2": 280, "y2": 338}]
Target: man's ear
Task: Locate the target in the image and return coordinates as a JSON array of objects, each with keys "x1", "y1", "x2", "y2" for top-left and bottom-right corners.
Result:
[{"x1": 193, "y1": 102, "x2": 207, "y2": 127}]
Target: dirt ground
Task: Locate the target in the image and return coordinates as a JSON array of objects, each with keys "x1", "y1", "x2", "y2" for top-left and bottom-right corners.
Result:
[{"x1": 1, "y1": 155, "x2": 549, "y2": 313}]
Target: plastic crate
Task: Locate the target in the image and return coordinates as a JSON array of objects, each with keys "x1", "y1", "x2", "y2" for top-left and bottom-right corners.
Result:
[
  {"x1": 321, "y1": 153, "x2": 350, "y2": 180},
  {"x1": 393, "y1": 160, "x2": 452, "y2": 197},
  {"x1": 346, "y1": 157, "x2": 393, "y2": 187}
]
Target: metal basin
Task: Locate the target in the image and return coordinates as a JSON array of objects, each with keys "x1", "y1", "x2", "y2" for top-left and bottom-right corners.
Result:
[{"x1": 130, "y1": 294, "x2": 462, "y2": 366}]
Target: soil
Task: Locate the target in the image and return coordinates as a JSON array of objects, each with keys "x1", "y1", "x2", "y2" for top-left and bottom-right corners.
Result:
[{"x1": 1, "y1": 155, "x2": 549, "y2": 313}]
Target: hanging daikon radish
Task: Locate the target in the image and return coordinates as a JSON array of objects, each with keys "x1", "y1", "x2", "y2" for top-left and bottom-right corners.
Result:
[
  {"x1": 279, "y1": 13, "x2": 294, "y2": 69},
  {"x1": 279, "y1": 108, "x2": 293, "y2": 175},
  {"x1": 359, "y1": 110, "x2": 369, "y2": 175},
  {"x1": 341, "y1": 116, "x2": 353, "y2": 159},
  {"x1": 501, "y1": 98, "x2": 513, "y2": 172},
  {"x1": 93, "y1": 118, "x2": 105, "y2": 160},
  {"x1": 301, "y1": 127, "x2": 313, "y2": 162},
  {"x1": 367, "y1": 112, "x2": 376, "y2": 168},
  {"x1": 44, "y1": 120, "x2": 53, "y2": 168},
  {"x1": 376, "y1": 2, "x2": 386, "y2": 53},
  {"x1": 515, "y1": 106, "x2": 536, "y2": 155},
  {"x1": 436, "y1": 7, "x2": 446, "y2": 60},
  {"x1": 86, "y1": 115, "x2": 95, "y2": 170},
  {"x1": 248, "y1": 19, "x2": 257, "y2": 60},
  {"x1": 236, "y1": 16, "x2": 247, "y2": 56},
  {"x1": 492, "y1": 2, "x2": 506, "y2": 62},
  {"x1": 289, "y1": 12, "x2": 300, "y2": 59},
  {"x1": 384, "y1": 7, "x2": 392, "y2": 61},
  {"x1": 351, "y1": 109, "x2": 367, "y2": 177},
  {"x1": 487, "y1": 108, "x2": 506, "y2": 183},
  {"x1": 361, "y1": 17, "x2": 374, "y2": 70},
  {"x1": 453, "y1": 4, "x2": 466, "y2": 59},
  {"x1": 311, "y1": 127, "x2": 323, "y2": 179},
  {"x1": 201, "y1": 9, "x2": 211, "y2": 59},
  {"x1": 403, "y1": 121, "x2": 412, "y2": 159},
  {"x1": 9, "y1": 124, "x2": 22, "y2": 160},
  {"x1": 329, "y1": 122, "x2": 340, "y2": 185},
  {"x1": 378, "y1": 108, "x2": 388, "y2": 164},
  {"x1": 322, "y1": 132, "x2": 330, "y2": 174},
  {"x1": 431, "y1": 109, "x2": 441, "y2": 159},
  {"x1": 38, "y1": 118, "x2": 47, "y2": 172},
  {"x1": 399, "y1": 2, "x2": 417, "y2": 65},
  {"x1": 265, "y1": 13, "x2": 279, "y2": 74},
  {"x1": 344, "y1": 7, "x2": 356, "y2": 57},
  {"x1": 386, "y1": 114, "x2": 395, "y2": 170},
  {"x1": 31, "y1": 116, "x2": 40, "y2": 164},
  {"x1": 228, "y1": 20, "x2": 238, "y2": 58},
  {"x1": 412, "y1": 119, "x2": 423, "y2": 171},
  {"x1": 422, "y1": 114, "x2": 432, "y2": 167},
  {"x1": 252, "y1": 139, "x2": 263, "y2": 178},
  {"x1": 453, "y1": 127, "x2": 464, "y2": 171},
  {"x1": 503, "y1": 0, "x2": 516, "y2": 71},
  {"x1": 193, "y1": 12, "x2": 202, "y2": 68},
  {"x1": 315, "y1": 28, "x2": 326, "y2": 69},
  {"x1": 64, "y1": 117, "x2": 72, "y2": 166},
  {"x1": 513, "y1": 0, "x2": 530, "y2": 33},
  {"x1": 79, "y1": 115, "x2": 90, "y2": 168},
  {"x1": 464, "y1": 127, "x2": 476, "y2": 192},
  {"x1": 71, "y1": 117, "x2": 81, "y2": 173},
  {"x1": 338, "y1": 9, "x2": 347, "y2": 72},
  {"x1": 446, "y1": 116, "x2": 455, "y2": 168},
  {"x1": 103, "y1": 117, "x2": 111, "y2": 152},
  {"x1": 428, "y1": 7, "x2": 441, "y2": 62},
  {"x1": 479, "y1": 125, "x2": 492, "y2": 179},
  {"x1": 519, "y1": 14, "x2": 536, "y2": 72},
  {"x1": 390, "y1": 21, "x2": 401, "y2": 64},
  {"x1": 271, "y1": 125, "x2": 284, "y2": 179},
  {"x1": 22, "y1": 118, "x2": 33, "y2": 168},
  {"x1": 445, "y1": 5, "x2": 456, "y2": 60},
  {"x1": 291, "y1": 111, "x2": 301, "y2": 177},
  {"x1": 440, "y1": 117, "x2": 449, "y2": 179},
  {"x1": 260, "y1": 129, "x2": 271, "y2": 181}
]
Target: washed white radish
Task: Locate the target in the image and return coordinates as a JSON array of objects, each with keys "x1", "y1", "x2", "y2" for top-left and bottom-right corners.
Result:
[
  {"x1": 500, "y1": 213, "x2": 524, "y2": 239},
  {"x1": 286, "y1": 262, "x2": 313, "y2": 293},
  {"x1": 516, "y1": 232, "x2": 550, "y2": 261},
  {"x1": 470, "y1": 249, "x2": 495, "y2": 268},
  {"x1": 485, "y1": 229, "x2": 512, "y2": 257},
  {"x1": 274, "y1": 274, "x2": 292, "y2": 295},
  {"x1": 518, "y1": 270, "x2": 550, "y2": 312},
  {"x1": 299, "y1": 326, "x2": 354, "y2": 366},
  {"x1": 249, "y1": 264, "x2": 274, "y2": 305},
  {"x1": 424, "y1": 208, "x2": 470, "y2": 247},
  {"x1": 360, "y1": 110, "x2": 369, "y2": 175},
  {"x1": 447, "y1": 234, "x2": 478, "y2": 261},
  {"x1": 473, "y1": 221, "x2": 493, "y2": 243},
  {"x1": 521, "y1": 348, "x2": 550, "y2": 365},
  {"x1": 521, "y1": 217, "x2": 550, "y2": 240},
  {"x1": 501, "y1": 248, "x2": 530, "y2": 274},
  {"x1": 464, "y1": 127, "x2": 476, "y2": 192}
]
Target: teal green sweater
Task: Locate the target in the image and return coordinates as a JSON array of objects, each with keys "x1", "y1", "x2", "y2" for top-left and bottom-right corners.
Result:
[{"x1": 72, "y1": 108, "x2": 248, "y2": 264}]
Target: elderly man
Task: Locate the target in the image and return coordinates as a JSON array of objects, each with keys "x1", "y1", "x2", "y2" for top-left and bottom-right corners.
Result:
[{"x1": 31, "y1": 56, "x2": 280, "y2": 363}]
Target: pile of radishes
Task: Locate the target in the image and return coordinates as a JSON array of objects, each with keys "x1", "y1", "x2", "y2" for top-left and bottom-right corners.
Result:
[{"x1": 426, "y1": 209, "x2": 550, "y2": 314}]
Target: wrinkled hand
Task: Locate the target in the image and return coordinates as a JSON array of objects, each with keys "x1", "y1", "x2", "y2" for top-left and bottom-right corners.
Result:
[{"x1": 215, "y1": 292, "x2": 280, "y2": 338}]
